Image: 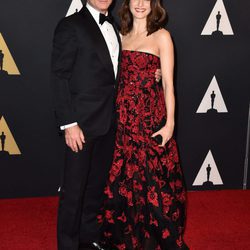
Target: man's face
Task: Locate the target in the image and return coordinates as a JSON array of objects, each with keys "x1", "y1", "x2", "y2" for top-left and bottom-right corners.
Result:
[{"x1": 88, "y1": 0, "x2": 113, "y2": 14}]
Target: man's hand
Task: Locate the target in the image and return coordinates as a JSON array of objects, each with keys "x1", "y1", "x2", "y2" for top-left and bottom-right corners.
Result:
[
  {"x1": 65, "y1": 125, "x2": 85, "y2": 153},
  {"x1": 155, "y1": 69, "x2": 162, "y2": 82}
]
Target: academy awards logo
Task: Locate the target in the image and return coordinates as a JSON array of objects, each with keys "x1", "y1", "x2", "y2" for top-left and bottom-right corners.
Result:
[
  {"x1": 0, "y1": 33, "x2": 20, "y2": 76},
  {"x1": 0, "y1": 116, "x2": 21, "y2": 157},
  {"x1": 196, "y1": 76, "x2": 228, "y2": 114},
  {"x1": 193, "y1": 150, "x2": 223, "y2": 188},
  {"x1": 66, "y1": 0, "x2": 83, "y2": 17},
  {"x1": 201, "y1": 0, "x2": 234, "y2": 36}
]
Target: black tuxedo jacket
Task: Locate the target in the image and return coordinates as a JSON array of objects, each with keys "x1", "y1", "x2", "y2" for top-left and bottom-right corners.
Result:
[{"x1": 51, "y1": 6, "x2": 121, "y2": 137}]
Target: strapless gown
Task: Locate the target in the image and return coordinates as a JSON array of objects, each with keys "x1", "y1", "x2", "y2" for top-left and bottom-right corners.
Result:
[{"x1": 98, "y1": 50, "x2": 189, "y2": 250}]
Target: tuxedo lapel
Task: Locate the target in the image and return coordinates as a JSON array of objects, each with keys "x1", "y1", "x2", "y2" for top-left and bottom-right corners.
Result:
[{"x1": 80, "y1": 7, "x2": 115, "y2": 78}]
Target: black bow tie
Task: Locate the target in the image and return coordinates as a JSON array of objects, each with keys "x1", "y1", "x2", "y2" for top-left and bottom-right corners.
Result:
[{"x1": 99, "y1": 13, "x2": 112, "y2": 25}]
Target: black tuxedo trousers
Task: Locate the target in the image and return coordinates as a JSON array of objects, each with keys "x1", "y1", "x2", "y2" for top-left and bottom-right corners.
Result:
[{"x1": 57, "y1": 123, "x2": 116, "y2": 250}]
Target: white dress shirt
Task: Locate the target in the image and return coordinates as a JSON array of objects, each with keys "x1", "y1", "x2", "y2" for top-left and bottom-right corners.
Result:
[{"x1": 60, "y1": 3, "x2": 119, "y2": 130}]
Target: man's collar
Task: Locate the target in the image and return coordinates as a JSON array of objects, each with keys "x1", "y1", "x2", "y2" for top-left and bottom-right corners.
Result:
[{"x1": 86, "y1": 2, "x2": 108, "y2": 25}]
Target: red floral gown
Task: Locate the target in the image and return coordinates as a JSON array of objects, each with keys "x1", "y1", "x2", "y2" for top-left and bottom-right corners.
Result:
[{"x1": 98, "y1": 50, "x2": 189, "y2": 250}]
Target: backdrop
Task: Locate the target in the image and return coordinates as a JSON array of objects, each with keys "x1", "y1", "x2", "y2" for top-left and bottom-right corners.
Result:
[{"x1": 0, "y1": 0, "x2": 249, "y2": 198}]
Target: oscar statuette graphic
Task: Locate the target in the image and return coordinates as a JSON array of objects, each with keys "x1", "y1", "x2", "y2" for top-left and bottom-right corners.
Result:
[
  {"x1": 212, "y1": 11, "x2": 223, "y2": 37},
  {"x1": 196, "y1": 76, "x2": 228, "y2": 114},
  {"x1": 0, "y1": 33, "x2": 20, "y2": 77},
  {"x1": 202, "y1": 164, "x2": 214, "y2": 188},
  {"x1": 193, "y1": 150, "x2": 223, "y2": 189},
  {"x1": 66, "y1": 0, "x2": 83, "y2": 17},
  {"x1": 201, "y1": 0, "x2": 234, "y2": 36},
  {"x1": 0, "y1": 49, "x2": 6, "y2": 75},
  {"x1": 0, "y1": 116, "x2": 21, "y2": 158},
  {"x1": 0, "y1": 132, "x2": 7, "y2": 155},
  {"x1": 207, "y1": 90, "x2": 218, "y2": 113}
]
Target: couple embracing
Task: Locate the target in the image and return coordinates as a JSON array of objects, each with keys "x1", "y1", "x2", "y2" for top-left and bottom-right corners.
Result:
[{"x1": 51, "y1": 0, "x2": 188, "y2": 249}]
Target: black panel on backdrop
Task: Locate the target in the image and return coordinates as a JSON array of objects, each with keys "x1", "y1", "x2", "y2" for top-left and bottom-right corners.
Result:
[{"x1": 0, "y1": 0, "x2": 249, "y2": 198}]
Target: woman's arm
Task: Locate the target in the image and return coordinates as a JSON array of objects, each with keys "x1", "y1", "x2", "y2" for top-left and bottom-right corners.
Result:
[{"x1": 152, "y1": 29, "x2": 175, "y2": 146}]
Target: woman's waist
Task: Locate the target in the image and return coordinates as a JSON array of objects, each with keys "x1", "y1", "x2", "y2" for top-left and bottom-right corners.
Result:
[{"x1": 118, "y1": 78, "x2": 162, "y2": 89}]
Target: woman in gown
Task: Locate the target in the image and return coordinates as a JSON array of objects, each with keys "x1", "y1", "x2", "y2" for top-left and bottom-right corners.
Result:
[{"x1": 98, "y1": 0, "x2": 189, "y2": 249}]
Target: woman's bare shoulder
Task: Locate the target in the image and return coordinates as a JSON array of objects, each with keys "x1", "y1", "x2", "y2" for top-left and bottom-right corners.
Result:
[{"x1": 153, "y1": 28, "x2": 172, "y2": 42}]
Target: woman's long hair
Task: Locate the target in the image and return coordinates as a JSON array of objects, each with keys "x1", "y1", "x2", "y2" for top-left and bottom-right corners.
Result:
[{"x1": 119, "y1": 0, "x2": 167, "y2": 36}]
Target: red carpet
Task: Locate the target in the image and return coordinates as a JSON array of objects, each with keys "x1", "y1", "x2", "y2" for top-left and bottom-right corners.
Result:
[{"x1": 0, "y1": 190, "x2": 249, "y2": 250}]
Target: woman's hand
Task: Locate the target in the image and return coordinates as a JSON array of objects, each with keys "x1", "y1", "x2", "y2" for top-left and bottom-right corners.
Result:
[{"x1": 152, "y1": 123, "x2": 174, "y2": 147}]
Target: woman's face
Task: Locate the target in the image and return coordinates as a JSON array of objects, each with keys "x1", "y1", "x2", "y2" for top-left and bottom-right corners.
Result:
[{"x1": 129, "y1": 0, "x2": 151, "y2": 20}]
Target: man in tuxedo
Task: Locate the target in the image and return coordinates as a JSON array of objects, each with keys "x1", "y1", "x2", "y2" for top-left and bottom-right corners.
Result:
[{"x1": 51, "y1": 0, "x2": 120, "y2": 249}]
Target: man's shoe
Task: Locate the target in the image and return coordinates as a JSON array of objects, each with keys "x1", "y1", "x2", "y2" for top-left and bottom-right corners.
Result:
[
  {"x1": 92, "y1": 242, "x2": 106, "y2": 250},
  {"x1": 79, "y1": 241, "x2": 107, "y2": 250}
]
